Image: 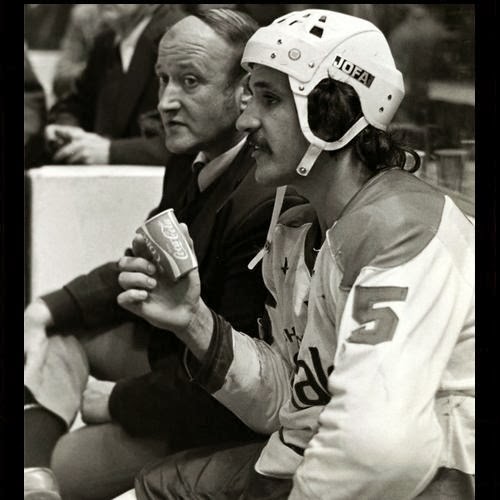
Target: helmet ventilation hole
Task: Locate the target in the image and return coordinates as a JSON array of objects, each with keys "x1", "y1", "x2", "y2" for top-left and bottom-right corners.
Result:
[
  {"x1": 379, "y1": 107, "x2": 384, "y2": 112},
  {"x1": 319, "y1": 15, "x2": 327, "y2": 22},
  {"x1": 387, "y1": 95, "x2": 392, "y2": 100},
  {"x1": 310, "y1": 26, "x2": 324, "y2": 38}
]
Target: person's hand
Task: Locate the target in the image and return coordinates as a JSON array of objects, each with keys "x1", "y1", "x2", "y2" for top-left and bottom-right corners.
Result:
[
  {"x1": 24, "y1": 300, "x2": 54, "y2": 382},
  {"x1": 81, "y1": 379, "x2": 115, "y2": 424},
  {"x1": 44, "y1": 124, "x2": 86, "y2": 150},
  {"x1": 52, "y1": 131, "x2": 111, "y2": 164},
  {"x1": 117, "y1": 229, "x2": 201, "y2": 336}
]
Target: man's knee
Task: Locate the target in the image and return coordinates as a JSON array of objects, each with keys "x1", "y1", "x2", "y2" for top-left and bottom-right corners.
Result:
[
  {"x1": 135, "y1": 442, "x2": 266, "y2": 499},
  {"x1": 134, "y1": 451, "x2": 197, "y2": 500},
  {"x1": 25, "y1": 335, "x2": 89, "y2": 427},
  {"x1": 50, "y1": 431, "x2": 86, "y2": 500}
]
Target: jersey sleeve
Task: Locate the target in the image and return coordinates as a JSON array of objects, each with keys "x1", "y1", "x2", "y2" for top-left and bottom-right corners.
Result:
[
  {"x1": 209, "y1": 244, "x2": 295, "y2": 435},
  {"x1": 290, "y1": 206, "x2": 474, "y2": 499}
]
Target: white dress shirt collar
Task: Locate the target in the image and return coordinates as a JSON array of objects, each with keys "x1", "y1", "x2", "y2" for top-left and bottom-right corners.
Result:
[
  {"x1": 192, "y1": 137, "x2": 247, "y2": 192},
  {"x1": 116, "y1": 15, "x2": 152, "y2": 73}
]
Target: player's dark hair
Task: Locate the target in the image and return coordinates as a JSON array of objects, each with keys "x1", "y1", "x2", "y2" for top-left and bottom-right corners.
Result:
[
  {"x1": 307, "y1": 78, "x2": 420, "y2": 173},
  {"x1": 193, "y1": 8, "x2": 259, "y2": 86}
]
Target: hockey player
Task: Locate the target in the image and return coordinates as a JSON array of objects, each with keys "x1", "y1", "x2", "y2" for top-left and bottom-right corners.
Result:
[{"x1": 117, "y1": 9, "x2": 475, "y2": 499}]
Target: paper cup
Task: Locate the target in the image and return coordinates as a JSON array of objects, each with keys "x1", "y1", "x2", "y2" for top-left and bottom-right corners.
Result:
[{"x1": 136, "y1": 209, "x2": 197, "y2": 280}]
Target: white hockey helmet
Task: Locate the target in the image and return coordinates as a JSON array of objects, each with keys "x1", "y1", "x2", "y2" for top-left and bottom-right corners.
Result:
[{"x1": 241, "y1": 9, "x2": 405, "y2": 176}]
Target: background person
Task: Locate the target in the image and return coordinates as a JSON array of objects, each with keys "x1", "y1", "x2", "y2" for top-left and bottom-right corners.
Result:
[
  {"x1": 117, "y1": 9, "x2": 474, "y2": 499},
  {"x1": 44, "y1": 4, "x2": 187, "y2": 166},
  {"x1": 52, "y1": 4, "x2": 106, "y2": 99},
  {"x1": 24, "y1": 9, "x2": 301, "y2": 500}
]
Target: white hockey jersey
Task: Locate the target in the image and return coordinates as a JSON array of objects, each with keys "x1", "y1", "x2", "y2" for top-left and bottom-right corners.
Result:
[{"x1": 202, "y1": 169, "x2": 474, "y2": 499}]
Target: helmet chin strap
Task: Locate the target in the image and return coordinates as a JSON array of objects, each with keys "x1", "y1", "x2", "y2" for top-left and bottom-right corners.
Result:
[
  {"x1": 248, "y1": 142, "x2": 324, "y2": 270},
  {"x1": 297, "y1": 116, "x2": 370, "y2": 176},
  {"x1": 295, "y1": 144, "x2": 324, "y2": 176},
  {"x1": 248, "y1": 185, "x2": 287, "y2": 270},
  {"x1": 248, "y1": 116, "x2": 370, "y2": 270}
]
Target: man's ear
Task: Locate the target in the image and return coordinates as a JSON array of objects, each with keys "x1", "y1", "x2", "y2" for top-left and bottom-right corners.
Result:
[{"x1": 234, "y1": 73, "x2": 251, "y2": 113}]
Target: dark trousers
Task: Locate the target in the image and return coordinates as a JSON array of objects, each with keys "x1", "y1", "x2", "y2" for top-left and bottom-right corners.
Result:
[{"x1": 135, "y1": 441, "x2": 293, "y2": 500}]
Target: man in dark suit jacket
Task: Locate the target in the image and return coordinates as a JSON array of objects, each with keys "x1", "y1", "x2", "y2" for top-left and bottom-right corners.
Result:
[
  {"x1": 45, "y1": 4, "x2": 187, "y2": 166},
  {"x1": 24, "y1": 9, "x2": 302, "y2": 500}
]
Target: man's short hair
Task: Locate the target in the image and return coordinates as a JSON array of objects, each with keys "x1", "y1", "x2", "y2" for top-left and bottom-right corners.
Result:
[{"x1": 193, "y1": 8, "x2": 259, "y2": 85}]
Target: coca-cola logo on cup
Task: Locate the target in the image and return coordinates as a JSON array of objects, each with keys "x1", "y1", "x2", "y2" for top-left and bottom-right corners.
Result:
[{"x1": 158, "y1": 219, "x2": 188, "y2": 260}]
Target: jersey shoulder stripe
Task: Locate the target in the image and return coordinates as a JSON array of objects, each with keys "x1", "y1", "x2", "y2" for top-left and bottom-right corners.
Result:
[{"x1": 328, "y1": 169, "x2": 446, "y2": 289}]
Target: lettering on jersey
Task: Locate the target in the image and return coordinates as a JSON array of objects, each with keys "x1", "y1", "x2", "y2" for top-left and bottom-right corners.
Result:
[
  {"x1": 283, "y1": 326, "x2": 299, "y2": 343},
  {"x1": 281, "y1": 257, "x2": 289, "y2": 275},
  {"x1": 291, "y1": 348, "x2": 334, "y2": 409},
  {"x1": 332, "y1": 55, "x2": 374, "y2": 88},
  {"x1": 349, "y1": 285, "x2": 408, "y2": 345}
]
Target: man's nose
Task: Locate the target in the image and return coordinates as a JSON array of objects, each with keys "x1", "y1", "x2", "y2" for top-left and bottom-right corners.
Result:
[
  {"x1": 158, "y1": 82, "x2": 181, "y2": 112},
  {"x1": 236, "y1": 105, "x2": 261, "y2": 133}
]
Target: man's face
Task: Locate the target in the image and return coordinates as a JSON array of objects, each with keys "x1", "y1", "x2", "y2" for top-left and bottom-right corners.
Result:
[
  {"x1": 236, "y1": 65, "x2": 309, "y2": 186},
  {"x1": 100, "y1": 4, "x2": 144, "y2": 32},
  {"x1": 156, "y1": 16, "x2": 242, "y2": 157}
]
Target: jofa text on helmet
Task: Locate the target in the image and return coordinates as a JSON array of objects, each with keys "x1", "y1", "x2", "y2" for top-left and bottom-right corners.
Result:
[{"x1": 332, "y1": 55, "x2": 374, "y2": 88}]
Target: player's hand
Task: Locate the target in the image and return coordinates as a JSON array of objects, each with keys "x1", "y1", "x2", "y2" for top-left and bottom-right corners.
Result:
[
  {"x1": 81, "y1": 379, "x2": 114, "y2": 424},
  {"x1": 24, "y1": 300, "x2": 54, "y2": 382},
  {"x1": 117, "y1": 228, "x2": 201, "y2": 336},
  {"x1": 52, "y1": 132, "x2": 111, "y2": 164}
]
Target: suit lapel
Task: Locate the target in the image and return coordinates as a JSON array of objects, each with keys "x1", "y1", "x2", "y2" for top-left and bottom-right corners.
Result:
[
  {"x1": 188, "y1": 144, "x2": 254, "y2": 266},
  {"x1": 161, "y1": 144, "x2": 254, "y2": 266},
  {"x1": 111, "y1": 22, "x2": 157, "y2": 136}
]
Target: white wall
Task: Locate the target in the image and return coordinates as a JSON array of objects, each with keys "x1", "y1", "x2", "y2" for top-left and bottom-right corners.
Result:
[{"x1": 27, "y1": 165, "x2": 164, "y2": 300}]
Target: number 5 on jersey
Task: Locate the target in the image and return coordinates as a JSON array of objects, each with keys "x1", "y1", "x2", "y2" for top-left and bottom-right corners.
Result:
[{"x1": 349, "y1": 285, "x2": 408, "y2": 345}]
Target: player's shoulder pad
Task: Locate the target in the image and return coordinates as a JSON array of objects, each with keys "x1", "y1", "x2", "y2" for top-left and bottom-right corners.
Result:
[
  {"x1": 279, "y1": 203, "x2": 316, "y2": 228},
  {"x1": 327, "y1": 170, "x2": 445, "y2": 289}
]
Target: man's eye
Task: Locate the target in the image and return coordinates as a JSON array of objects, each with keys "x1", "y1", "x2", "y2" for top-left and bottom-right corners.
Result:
[
  {"x1": 263, "y1": 94, "x2": 278, "y2": 105},
  {"x1": 183, "y1": 76, "x2": 199, "y2": 89},
  {"x1": 158, "y1": 75, "x2": 169, "y2": 86}
]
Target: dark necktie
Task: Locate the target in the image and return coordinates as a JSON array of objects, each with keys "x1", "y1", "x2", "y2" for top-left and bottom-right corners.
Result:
[{"x1": 184, "y1": 160, "x2": 205, "y2": 207}]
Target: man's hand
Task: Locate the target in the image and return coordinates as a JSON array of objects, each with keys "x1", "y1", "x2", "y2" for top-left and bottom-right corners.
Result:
[
  {"x1": 117, "y1": 231, "x2": 201, "y2": 336},
  {"x1": 81, "y1": 379, "x2": 115, "y2": 425},
  {"x1": 45, "y1": 123, "x2": 86, "y2": 153},
  {"x1": 52, "y1": 131, "x2": 111, "y2": 165},
  {"x1": 24, "y1": 300, "x2": 54, "y2": 382}
]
